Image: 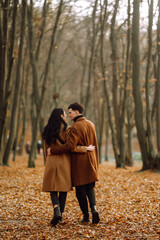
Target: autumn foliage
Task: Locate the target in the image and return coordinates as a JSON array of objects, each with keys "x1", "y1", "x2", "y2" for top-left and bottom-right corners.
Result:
[{"x1": 0, "y1": 155, "x2": 159, "y2": 239}]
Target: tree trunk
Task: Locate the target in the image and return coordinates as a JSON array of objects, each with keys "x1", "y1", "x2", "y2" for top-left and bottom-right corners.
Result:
[
  {"x1": 13, "y1": 101, "x2": 21, "y2": 162},
  {"x1": 126, "y1": 118, "x2": 133, "y2": 166},
  {"x1": 18, "y1": 60, "x2": 29, "y2": 155},
  {"x1": 119, "y1": 0, "x2": 131, "y2": 167},
  {"x1": 100, "y1": 0, "x2": 119, "y2": 166},
  {"x1": 156, "y1": 0, "x2": 160, "y2": 169},
  {"x1": 132, "y1": 0, "x2": 149, "y2": 170},
  {"x1": 84, "y1": 0, "x2": 98, "y2": 115},
  {"x1": 0, "y1": 0, "x2": 18, "y2": 157},
  {"x1": 145, "y1": 0, "x2": 156, "y2": 168},
  {"x1": 151, "y1": 53, "x2": 157, "y2": 122},
  {"x1": 110, "y1": 0, "x2": 120, "y2": 148},
  {"x1": 27, "y1": 0, "x2": 63, "y2": 167},
  {"x1": 2, "y1": 0, "x2": 26, "y2": 166},
  {"x1": 105, "y1": 121, "x2": 109, "y2": 161}
]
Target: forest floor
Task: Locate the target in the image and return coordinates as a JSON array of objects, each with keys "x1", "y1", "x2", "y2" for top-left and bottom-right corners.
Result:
[{"x1": 0, "y1": 154, "x2": 160, "y2": 240}]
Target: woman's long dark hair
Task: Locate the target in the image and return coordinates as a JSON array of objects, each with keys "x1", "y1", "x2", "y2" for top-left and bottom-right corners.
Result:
[{"x1": 42, "y1": 108, "x2": 67, "y2": 146}]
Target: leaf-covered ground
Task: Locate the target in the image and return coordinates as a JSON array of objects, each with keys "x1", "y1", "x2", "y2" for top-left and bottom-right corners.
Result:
[{"x1": 0, "y1": 155, "x2": 160, "y2": 240}]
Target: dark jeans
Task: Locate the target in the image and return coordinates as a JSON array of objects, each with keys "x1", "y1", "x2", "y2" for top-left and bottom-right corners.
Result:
[
  {"x1": 75, "y1": 182, "x2": 96, "y2": 216},
  {"x1": 50, "y1": 191, "x2": 67, "y2": 213}
]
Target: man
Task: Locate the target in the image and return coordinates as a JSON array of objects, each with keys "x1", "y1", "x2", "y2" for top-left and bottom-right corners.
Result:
[{"x1": 48, "y1": 102, "x2": 100, "y2": 224}]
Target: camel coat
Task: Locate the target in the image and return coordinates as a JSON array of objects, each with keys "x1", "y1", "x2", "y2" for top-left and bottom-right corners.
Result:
[
  {"x1": 42, "y1": 127, "x2": 87, "y2": 192},
  {"x1": 50, "y1": 117, "x2": 99, "y2": 187}
]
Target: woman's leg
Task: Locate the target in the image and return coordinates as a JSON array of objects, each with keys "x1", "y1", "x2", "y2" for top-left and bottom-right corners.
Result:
[
  {"x1": 50, "y1": 191, "x2": 59, "y2": 207},
  {"x1": 59, "y1": 192, "x2": 67, "y2": 214},
  {"x1": 50, "y1": 191, "x2": 62, "y2": 226},
  {"x1": 86, "y1": 183, "x2": 96, "y2": 207}
]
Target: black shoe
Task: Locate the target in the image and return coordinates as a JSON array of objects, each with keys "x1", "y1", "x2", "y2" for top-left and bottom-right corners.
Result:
[
  {"x1": 81, "y1": 214, "x2": 90, "y2": 223},
  {"x1": 92, "y1": 211, "x2": 100, "y2": 224},
  {"x1": 50, "y1": 207, "x2": 62, "y2": 226},
  {"x1": 91, "y1": 205, "x2": 100, "y2": 224}
]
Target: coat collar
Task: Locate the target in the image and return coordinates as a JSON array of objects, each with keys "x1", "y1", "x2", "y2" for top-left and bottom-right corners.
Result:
[{"x1": 73, "y1": 115, "x2": 84, "y2": 122}]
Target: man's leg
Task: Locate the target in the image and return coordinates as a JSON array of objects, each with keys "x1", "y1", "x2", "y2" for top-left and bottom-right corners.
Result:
[
  {"x1": 75, "y1": 185, "x2": 90, "y2": 222},
  {"x1": 86, "y1": 183, "x2": 100, "y2": 224},
  {"x1": 50, "y1": 192, "x2": 62, "y2": 226}
]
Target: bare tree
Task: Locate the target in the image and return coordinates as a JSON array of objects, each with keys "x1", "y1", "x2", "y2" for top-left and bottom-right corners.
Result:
[
  {"x1": 3, "y1": 0, "x2": 27, "y2": 166},
  {"x1": 132, "y1": 0, "x2": 149, "y2": 170},
  {"x1": 145, "y1": 0, "x2": 156, "y2": 167},
  {"x1": 0, "y1": 0, "x2": 18, "y2": 165},
  {"x1": 84, "y1": 0, "x2": 98, "y2": 115},
  {"x1": 119, "y1": 0, "x2": 132, "y2": 167},
  {"x1": 156, "y1": 0, "x2": 160, "y2": 169},
  {"x1": 27, "y1": 0, "x2": 63, "y2": 167},
  {"x1": 18, "y1": 51, "x2": 30, "y2": 155},
  {"x1": 99, "y1": 0, "x2": 120, "y2": 166},
  {"x1": 110, "y1": 0, "x2": 120, "y2": 148}
]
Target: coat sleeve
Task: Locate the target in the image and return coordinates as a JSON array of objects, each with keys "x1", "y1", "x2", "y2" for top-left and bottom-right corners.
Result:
[
  {"x1": 65, "y1": 128, "x2": 87, "y2": 153},
  {"x1": 72, "y1": 146, "x2": 87, "y2": 153},
  {"x1": 50, "y1": 127, "x2": 80, "y2": 154}
]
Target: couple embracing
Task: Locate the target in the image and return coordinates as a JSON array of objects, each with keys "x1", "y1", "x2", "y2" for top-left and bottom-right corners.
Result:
[{"x1": 42, "y1": 102, "x2": 100, "y2": 226}]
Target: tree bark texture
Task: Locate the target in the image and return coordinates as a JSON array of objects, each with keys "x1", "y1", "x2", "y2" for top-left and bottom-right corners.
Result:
[
  {"x1": 132, "y1": 0, "x2": 149, "y2": 170},
  {"x1": 84, "y1": 0, "x2": 98, "y2": 115},
  {"x1": 156, "y1": 0, "x2": 160, "y2": 169},
  {"x1": 0, "y1": 0, "x2": 18, "y2": 164},
  {"x1": 100, "y1": 0, "x2": 119, "y2": 166},
  {"x1": 3, "y1": 0, "x2": 26, "y2": 166},
  {"x1": 110, "y1": 0, "x2": 120, "y2": 149},
  {"x1": 145, "y1": 0, "x2": 156, "y2": 168},
  {"x1": 119, "y1": 0, "x2": 131, "y2": 167},
  {"x1": 27, "y1": 0, "x2": 63, "y2": 167}
]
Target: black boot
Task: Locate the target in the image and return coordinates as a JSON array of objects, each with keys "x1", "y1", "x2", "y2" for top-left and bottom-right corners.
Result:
[
  {"x1": 50, "y1": 206, "x2": 62, "y2": 226},
  {"x1": 81, "y1": 213, "x2": 90, "y2": 223},
  {"x1": 91, "y1": 205, "x2": 100, "y2": 224}
]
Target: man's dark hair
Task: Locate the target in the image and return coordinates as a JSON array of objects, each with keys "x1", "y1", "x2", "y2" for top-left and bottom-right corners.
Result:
[{"x1": 68, "y1": 102, "x2": 84, "y2": 113}]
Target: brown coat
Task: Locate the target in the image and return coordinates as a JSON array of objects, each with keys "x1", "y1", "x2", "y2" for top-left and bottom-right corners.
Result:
[
  {"x1": 51, "y1": 117, "x2": 99, "y2": 187},
  {"x1": 42, "y1": 127, "x2": 87, "y2": 192}
]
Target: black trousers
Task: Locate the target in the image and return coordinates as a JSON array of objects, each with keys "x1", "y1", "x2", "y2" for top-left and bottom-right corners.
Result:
[
  {"x1": 75, "y1": 182, "x2": 96, "y2": 216},
  {"x1": 50, "y1": 191, "x2": 67, "y2": 213}
]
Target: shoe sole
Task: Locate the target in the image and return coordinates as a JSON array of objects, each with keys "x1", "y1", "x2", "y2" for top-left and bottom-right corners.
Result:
[
  {"x1": 81, "y1": 219, "x2": 90, "y2": 223},
  {"x1": 92, "y1": 212, "x2": 100, "y2": 224},
  {"x1": 51, "y1": 216, "x2": 62, "y2": 226}
]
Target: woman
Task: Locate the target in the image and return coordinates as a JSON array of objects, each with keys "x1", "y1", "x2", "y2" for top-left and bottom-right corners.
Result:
[{"x1": 42, "y1": 108, "x2": 94, "y2": 226}]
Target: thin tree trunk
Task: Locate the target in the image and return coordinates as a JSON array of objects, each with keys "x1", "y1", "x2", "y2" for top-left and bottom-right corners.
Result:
[
  {"x1": 84, "y1": 0, "x2": 98, "y2": 115},
  {"x1": 3, "y1": 0, "x2": 26, "y2": 166},
  {"x1": 132, "y1": 0, "x2": 149, "y2": 170},
  {"x1": 27, "y1": 0, "x2": 63, "y2": 167},
  {"x1": 156, "y1": 0, "x2": 160, "y2": 169},
  {"x1": 18, "y1": 60, "x2": 29, "y2": 155},
  {"x1": 119, "y1": 0, "x2": 131, "y2": 167},
  {"x1": 98, "y1": 100, "x2": 105, "y2": 163},
  {"x1": 126, "y1": 117, "x2": 133, "y2": 166},
  {"x1": 110, "y1": 0, "x2": 120, "y2": 148},
  {"x1": 13, "y1": 101, "x2": 21, "y2": 162},
  {"x1": 105, "y1": 121, "x2": 109, "y2": 161},
  {"x1": 145, "y1": 0, "x2": 156, "y2": 168},
  {"x1": 151, "y1": 53, "x2": 157, "y2": 122},
  {"x1": 39, "y1": 117, "x2": 46, "y2": 164},
  {"x1": 0, "y1": 0, "x2": 18, "y2": 156},
  {"x1": 80, "y1": 43, "x2": 88, "y2": 105},
  {"x1": 100, "y1": 0, "x2": 119, "y2": 166},
  {"x1": 0, "y1": 0, "x2": 9, "y2": 117}
]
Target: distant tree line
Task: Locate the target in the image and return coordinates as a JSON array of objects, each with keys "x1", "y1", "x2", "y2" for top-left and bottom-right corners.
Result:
[{"x1": 0, "y1": 0, "x2": 160, "y2": 170}]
